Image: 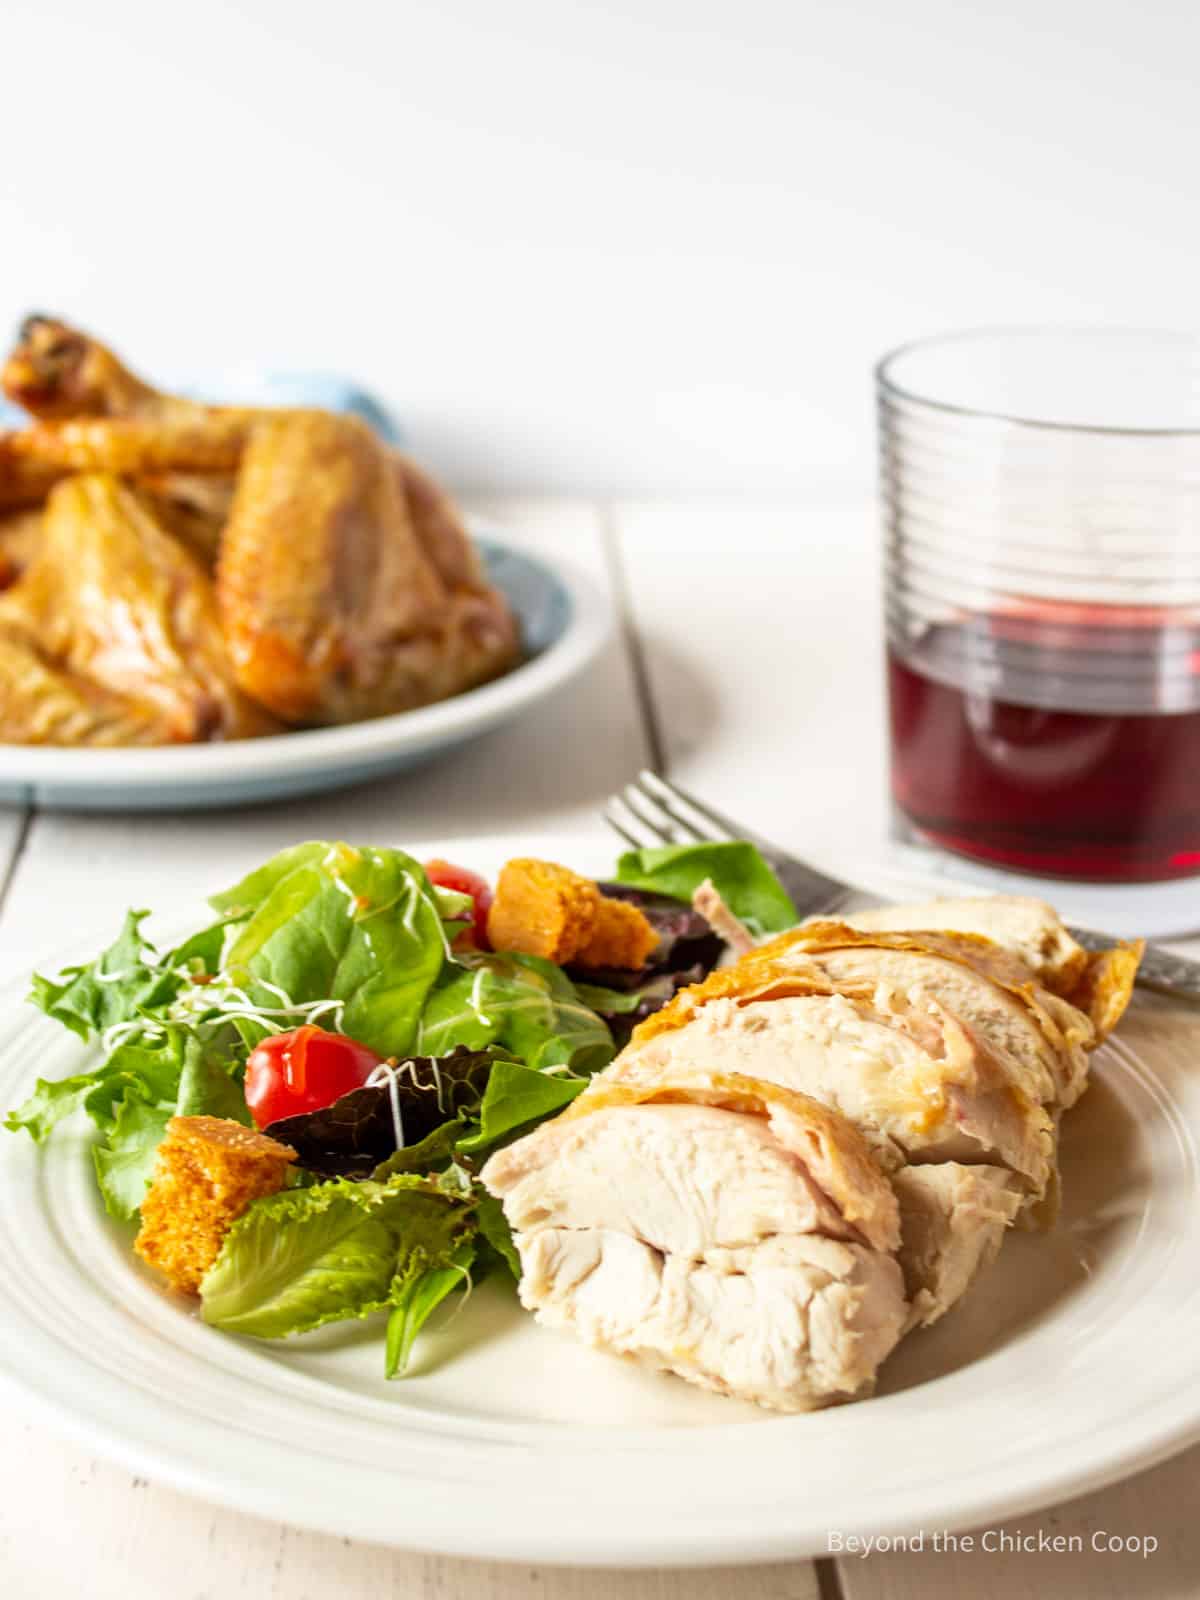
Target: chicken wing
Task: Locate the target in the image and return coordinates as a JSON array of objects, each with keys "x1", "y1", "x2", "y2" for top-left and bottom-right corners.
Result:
[
  {"x1": 1, "y1": 474, "x2": 273, "y2": 741},
  {"x1": 216, "y1": 412, "x2": 518, "y2": 723},
  {"x1": 3, "y1": 317, "x2": 241, "y2": 555},
  {"x1": 3, "y1": 314, "x2": 251, "y2": 431}
]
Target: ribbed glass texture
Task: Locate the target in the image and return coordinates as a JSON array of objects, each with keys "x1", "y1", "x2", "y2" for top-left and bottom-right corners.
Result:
[{"x1": 879, "y1": 329, "x2": 1200, "y2": 882}]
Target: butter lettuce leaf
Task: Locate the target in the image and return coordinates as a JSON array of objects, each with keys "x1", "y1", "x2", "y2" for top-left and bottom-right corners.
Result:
[
  {"x1": 92, "y1": 1098, "x2": 174, "y2": 1220},
  {"x1": 456, "y1": 1059, "x2": 587, "y2": 1154},
  {"x1": 614, "y1": 840, "x2": 797, "y2": 936},
  {"x1": 217, "y1": 843, "x2": 450, "y2": 1057},
  {"x1": 418, "y1": 951, "x2": 613, "y2": 1075},
  {"x1": 199, "y1": 1173, "x2": 477, "y2": 1365}
]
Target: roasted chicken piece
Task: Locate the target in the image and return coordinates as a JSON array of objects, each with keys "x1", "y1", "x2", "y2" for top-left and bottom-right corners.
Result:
[
  {"x1": 216, "y1": 411, "x2": 518, "y2": 723},
  {"x1": 483, "y1": 1074, "x2": 907, "y2": 1412},
  {"x1": 3, "y1": 316, "x2": 493, "y2": 599},
  {"x1": 4, "y1": 314, "x2": 216, "y2": 423},
  {"x1": 0, "y1": 507, "x2": 41, "y2": 587},
  {"x1": 0, "y1": 315, "x2": 520, "y2": 737},
  {"x1": 0, "y1": 474, "x2": 272, "y2": 741},
  {"x1": 0, "y1": 619, "x2": 174, "y2": 745},
  {"x1": 137, "y1": 474, "x2": 236, "y2": 569}
]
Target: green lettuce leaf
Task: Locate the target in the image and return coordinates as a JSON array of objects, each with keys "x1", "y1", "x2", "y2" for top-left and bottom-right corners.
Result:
[
  {"x1": 207, "y1": 843, "x2": 331, "y2": 918},
  {"x1": 418, "y1": 951, "x2": 613, "y2": 1075},
  {"x1": 8, "y1": 1024, "x2": 251, "y2": 1220},
  {"x1": 217, "y1": 842, "x2": 450, "y2": 1057},
  {"x1": 175, "y1": 1033, "x2": 252, "y2": 1122},
  {"x1": 8, "y1": 1028, "x2": 205, "y2": 1146},
  {"x1": 29, "y1": 911, "x2": 172, "y2": 1043},
  {"x1": 27, "y1": 911, "x2": 230, "y2": 1049},
  {"x1": 571, "y1": 981, "x2": 647, "y2": 1015},
  {"x1": 456, "y1": 1059, "x2": 587, "y2": 1154},
  {"x1": 371, "y1": 1117, "x2": 470, "y2": 1181},
  {"x1": 385, "y1": 1236, "x2": 475, "y2": 1377},
  {"x1": 97, "y1": 1030, "x2": 253, "y2": 1220},
  {"x1": 199, "y1": 1173, "x2": 476, "y2": 1357},
  {"x1": 474, "y1": 1190, "x2": 520, "y2": 1279},
  {"x1": 4, "y1": 1072, "x2": 97, "y2": 1142},
  {"x1": 614, "y1": 841, "x2": 797, "y2": 936},
  {"x1": 93, "y1": 1099, "x2": 174, "y2": 1219}
]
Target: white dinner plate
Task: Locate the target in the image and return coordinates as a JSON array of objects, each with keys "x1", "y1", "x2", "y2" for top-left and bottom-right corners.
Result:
[
  {"x1": 0, "y1": 527, "x2": 611, "y2": 811},
  {"x1": 0, "y1": 835, "x2": 1197, "y2": 1567}
]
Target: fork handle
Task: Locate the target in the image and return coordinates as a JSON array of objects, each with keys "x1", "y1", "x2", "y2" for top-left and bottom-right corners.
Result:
[{"x1": 1068, "y1": 925, "x2": 1200, "y2": 1001}]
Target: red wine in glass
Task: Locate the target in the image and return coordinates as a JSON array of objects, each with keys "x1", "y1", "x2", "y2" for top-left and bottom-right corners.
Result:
[{"x1": 887, "y1": 600, "x2": 1200, "y2": 883}]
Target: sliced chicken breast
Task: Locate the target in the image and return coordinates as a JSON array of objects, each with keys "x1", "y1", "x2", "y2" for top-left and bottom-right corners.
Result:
[
  {"x1": 608, "y1": 975, "x2": 1040, "y2": 1316},
  {"x1": 838, "y1": 895, "x2": 1090, "y2": 995},
  {"x1": 519, "y1": 1225, "x2": 905, "y2": 1413},
  {"x1": 611, "y1": 988, "x2": 1055, "y2": 1200},
  {"x1": 747, "y1": 927, "x2": 1094, "y2": 1110},
  {"x1": 890, "y1": 1164, "x2": 1023, "y2": 1329},
  {"x1": 483, "y1": 1081, "x2": 908, "y2": 1412},
  {"x1": 832, "y1": 898, "x2": 1140, "y2": 1045}
]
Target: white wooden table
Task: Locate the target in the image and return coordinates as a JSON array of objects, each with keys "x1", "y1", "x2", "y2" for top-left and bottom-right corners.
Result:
[{"x1": 0, "y1": 497, "x2": 1196, "y2": 1599}]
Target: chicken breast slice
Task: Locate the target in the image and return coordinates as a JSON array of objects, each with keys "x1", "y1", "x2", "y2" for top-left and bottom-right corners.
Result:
[
  {"x1": 520, "y1": 1226, "x2": 906, "y2": 1413},
  {"x1": 611, "y1": 990, "x2": 1054, "y2": 1201},
  {"x1": 890, "y1": 1164, "x2": 1023, "y2": 1330},
  {"x1": 838, "y1": 896, "x2": 1089, "y2": 994},
  {"x1": 788, "y1": 942, "x2": 1091, "y2": 1110},
  {"x1": 483, "y1": 1097, "x2": 908, "y2": 1412},
  {"x1": 607, "y1": 988, "x2": 1036, "y2": 1316}
]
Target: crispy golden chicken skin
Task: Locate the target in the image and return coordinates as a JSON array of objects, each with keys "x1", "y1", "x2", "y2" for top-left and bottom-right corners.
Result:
[
  {"x1": 1, "y1": 474, "x2": 273, "y2": 741},
  {"x1": 217, "y1": 412, "x2": 518, "y2": 724},
  {"x1": 0, "y1": 316, "x2": 521, "y2": 739},
  {"x1": 2, "y1": 317, "x2": 497, "y2": 604},
  {"x1": 0, "y1": 507, "x2": 41, "y2": 587},
  {"x1": 4, "y1": 313, "x2": 180, "y2": 421},
  {"x1": 0, "y1": 620, "x2": 174, "y2": 745}
]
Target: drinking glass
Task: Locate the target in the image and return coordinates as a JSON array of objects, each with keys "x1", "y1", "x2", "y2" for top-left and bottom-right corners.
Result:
[{"x1": 878, "y1": 328, "x2": 1200, "y2": 883}]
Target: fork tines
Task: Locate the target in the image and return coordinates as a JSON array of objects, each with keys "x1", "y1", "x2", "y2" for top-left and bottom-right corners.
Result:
[{"x1": 604, "y1": 769, "x2": 737, "y2": 852}]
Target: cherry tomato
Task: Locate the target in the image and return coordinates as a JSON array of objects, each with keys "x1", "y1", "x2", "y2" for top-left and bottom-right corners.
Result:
[
  {"x1": 424, "y1": 858, "x2": 493, "y2": 948},
  {"x1": 244, "y1": 1026, "x2": 384, "y2": 1129}
]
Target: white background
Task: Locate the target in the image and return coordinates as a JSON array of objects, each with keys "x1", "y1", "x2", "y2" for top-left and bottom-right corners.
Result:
[{"x1": 2, "y1": 0, "x2": 1198, "y2": 493}]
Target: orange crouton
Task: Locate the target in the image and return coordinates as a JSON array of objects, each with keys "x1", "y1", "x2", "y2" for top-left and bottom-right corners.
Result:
[
  {"x1": 574, "y1": 895, "x2": 658, "y2": 970},
  {"x1": 134, "y1": 1115, "x2": 295, "y2": 1295},
  {"x1": 486, "y1": 858, "x2": 602, "y2": 963}
]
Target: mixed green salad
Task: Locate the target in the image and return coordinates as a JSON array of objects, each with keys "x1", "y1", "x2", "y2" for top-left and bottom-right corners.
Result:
[{"x1": 5, "y1": 838, "x2": 796, "y2": 1376}]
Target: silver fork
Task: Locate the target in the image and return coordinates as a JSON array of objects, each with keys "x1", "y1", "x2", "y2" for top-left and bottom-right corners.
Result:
[{"x1": 605, "y1": 769, "x2": 1200, "y2": 1000}]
